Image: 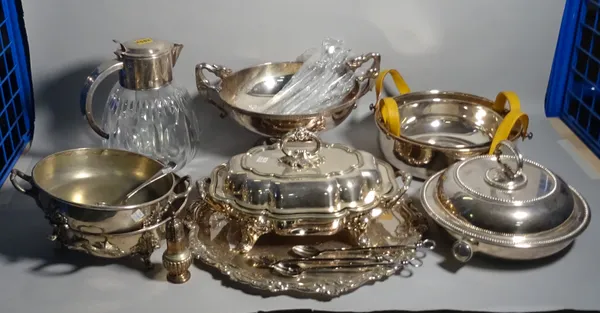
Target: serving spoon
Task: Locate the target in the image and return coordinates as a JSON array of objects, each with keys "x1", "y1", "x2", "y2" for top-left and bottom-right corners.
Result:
[
  {"x1": 96, "y1": 161, "x2": 177, "y2": 206},
  {"x1": 268, "y1": 258, "x2": 413, "y2": 278},
  {"x1": 290, "y1": 239, "x2": 436, "y2": 259},
  {"x1": 248, "y1": 254, "x2": 422, "y2": 277}
]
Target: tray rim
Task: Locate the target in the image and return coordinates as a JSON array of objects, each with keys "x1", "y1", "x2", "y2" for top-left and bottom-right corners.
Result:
[{"x1": 185, "y1": 197, "x2": 431, "y2": 297}]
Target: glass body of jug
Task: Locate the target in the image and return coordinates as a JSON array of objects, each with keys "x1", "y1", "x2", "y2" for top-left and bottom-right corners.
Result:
[{"x1": 80, "y1": 38, "x2": 199, "y2": 170}]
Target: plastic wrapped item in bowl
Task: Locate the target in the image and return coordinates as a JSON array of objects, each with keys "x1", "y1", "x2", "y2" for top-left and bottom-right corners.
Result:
[
  {"x1": 296, "y1": 48, "x2": 318, "y2": 62},
  {"x1": 259, "y1": 38, "x2": 357, "y2": 115}
]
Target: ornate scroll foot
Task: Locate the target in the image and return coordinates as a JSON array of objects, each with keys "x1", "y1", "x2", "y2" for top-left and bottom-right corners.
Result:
[
  {"x1": 234, "y1": 225, "x2": 267, "y2": 254},
  {"x1": 140, "y1": 253, "x2": 153, "y2": 270},
  {"x1": 132, "y1": 231, "x2": 160, "y2": 270},
  {"x1": 346, "y1": 214, "x2": 374, "y2": 247},
  {"x1": 349, "y1": 228, "x2": 372, "y2": 247},
  {"x1": 234, "y1": 232, "x2": 260, "y2": 254}
]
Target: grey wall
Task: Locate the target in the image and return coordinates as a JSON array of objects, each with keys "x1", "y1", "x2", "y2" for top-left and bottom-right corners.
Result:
[{"x1": 21, "y1": 0, "x2": 566, "y2": 157}]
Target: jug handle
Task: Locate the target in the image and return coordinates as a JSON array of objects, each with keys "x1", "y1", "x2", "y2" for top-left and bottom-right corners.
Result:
[{"x1": 80, "y1": 59, "x2": 123, "y2": 139}]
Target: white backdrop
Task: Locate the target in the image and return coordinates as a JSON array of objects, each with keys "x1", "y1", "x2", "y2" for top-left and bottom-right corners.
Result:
[{"x1": 21, "y1": 0, "x2": 565, "y2": 156}]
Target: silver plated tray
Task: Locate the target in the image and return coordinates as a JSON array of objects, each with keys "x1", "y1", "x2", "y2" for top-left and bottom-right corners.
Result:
[{"x1": 185, "y1": 197, "x2": 432, "y2": 297}]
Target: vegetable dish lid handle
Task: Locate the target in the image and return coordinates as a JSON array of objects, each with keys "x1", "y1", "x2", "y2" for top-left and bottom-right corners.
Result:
[
  {"x1": 484, "y1": 140, "x2": 527, "y2": 190},
  {"x1": 279, "y1": 128, "x2": 325, "y2": 169}
]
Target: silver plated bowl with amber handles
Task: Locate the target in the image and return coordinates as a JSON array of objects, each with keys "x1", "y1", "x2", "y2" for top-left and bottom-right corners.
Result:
[{"x1": 373, "y1": 69, "x2": 532, "y2": 180}]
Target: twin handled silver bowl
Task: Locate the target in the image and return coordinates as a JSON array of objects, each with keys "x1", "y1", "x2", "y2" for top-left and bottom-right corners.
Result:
[
  {"x1": 195, "y1": 52, "x2": 381, "y2": 139},
  {"x1": 10, "y1": 148, "x2": 190, "y2": 234}
]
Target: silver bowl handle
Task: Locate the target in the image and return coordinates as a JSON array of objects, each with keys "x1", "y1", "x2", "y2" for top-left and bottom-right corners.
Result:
[
  {"x1": 165, "y1": 175, "x2": 193, "y2": 217},
  {"x1": 195, "y1": 63, "x2": 232, "y2": 91},
  {"x1": 195, "y1": 63, "x2": 232, "y2": 118},
  {"x1": 347, "y1": 52, "x2": 381, "y2": 83},
  {"x1": 9, "y1": 169, "x2": 37, "y2": 198},
  {"x1": 346, "y1": 52, "x2": 381, "y2": 99}
]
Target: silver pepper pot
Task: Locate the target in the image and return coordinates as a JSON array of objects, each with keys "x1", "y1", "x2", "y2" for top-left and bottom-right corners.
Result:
[{"x1": 162, "y1": 217, "x2": 192, "y2": 284}]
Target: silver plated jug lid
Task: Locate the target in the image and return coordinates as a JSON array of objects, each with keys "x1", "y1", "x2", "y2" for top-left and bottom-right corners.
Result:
[
  {"x1": 112, "y1": 37, "x2": 184, "y2": 90},
  {"x1": 437, "y1": 140, "x2": 575, "y2": 234},
  {"x1": 114, "y1": 38, "x2": 180, "y2": 59},
  {"x1": 213, "y1": 128, "x2": 404, "y2": 218}
]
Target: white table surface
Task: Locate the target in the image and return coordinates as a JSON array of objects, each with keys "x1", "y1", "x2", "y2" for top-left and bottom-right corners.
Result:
[{"x1": 1, "y1": 109, "x2": 598, "y2": 313}]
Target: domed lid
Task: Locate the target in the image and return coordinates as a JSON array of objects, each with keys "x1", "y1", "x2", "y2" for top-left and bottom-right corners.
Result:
[
  {"x1": 207, "y1": 128, "x2": 409, "y2": 219},
  {"x1": 436, "y1": 140, "x2": 575, "y2": 234}
]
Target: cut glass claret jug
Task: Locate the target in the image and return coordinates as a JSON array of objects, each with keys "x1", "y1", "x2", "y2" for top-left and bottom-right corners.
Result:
[{"x1": 80, "y1": 38, "x2": 200, "y2": 170}]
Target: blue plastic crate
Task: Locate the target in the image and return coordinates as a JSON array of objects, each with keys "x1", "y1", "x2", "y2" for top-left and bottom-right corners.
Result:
[
  {"x1": 0, "y1": 0, "x2": 33, "y2": 185},
  {"x1": 546, "y1": 0, "x2": 600, "y2": 158}
]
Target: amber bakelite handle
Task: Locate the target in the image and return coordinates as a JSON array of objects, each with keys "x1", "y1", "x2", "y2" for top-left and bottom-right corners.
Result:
[
  {"x1": 373, "y1": 69, "x2": 411, "y2": 137},
  {"x1": 488, "y1": 91, "x2": 530, "y2": 154},
  {"x1": 491, "y1": 91, "x2": 521, "y2": 113}
]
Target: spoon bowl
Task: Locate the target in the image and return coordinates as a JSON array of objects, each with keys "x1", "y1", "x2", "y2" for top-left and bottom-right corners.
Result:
[
  {"x1": 270, "y1": 263, "x2": 304, "y2": 277},
  {"x1": 291, "y1": 245, "x2": 324, "y2": 258}
]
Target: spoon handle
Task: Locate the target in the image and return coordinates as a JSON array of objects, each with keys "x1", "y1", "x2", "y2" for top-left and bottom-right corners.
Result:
[
  {"x1": 274, "y1": 259, "x2": 400, "y2": 276},
  {"x1": 314, "y1": 248, "x2": 411, "y2": 259},
  {"x1": 296, "y1": 263, "x2": 414, "y2": 278},
  {"x1": 293, "y1": 263, "x2": 394, "y2": 274},
  {"x1": 121, "y1": 162, "x2": 176, "y2": 203},
  {"x1": 279, "y1": 257, "x2": 392, "y2": 268},
  {"x1": 313, "y1": 240, "x2": 435, "y2": 257}
]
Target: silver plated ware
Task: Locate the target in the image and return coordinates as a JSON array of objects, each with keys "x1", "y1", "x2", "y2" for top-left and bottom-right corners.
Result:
[
  {"x1": 420, "y1": 140, "x2": 591, "y2": 262},
  {"x1": 291, "y1": 239, "x2": 435, "y2": 258},
  {"x1": 270, "y1": 262, "x2": 395, "y2": 278},
  {"x1": 114, "y1": 160, "x2": 177, "y2": 206},
  {"x1": 81, "y1": 38, "x2": 198, "y2": 169},
  {"x1": 197, "y1": 128, "x2": 412, "y2": 253},
  {"x1": 162, "y1": 212, "x2": 194, "y2": 284},
  {"x1": 195, "y1": 53, "x2": 380, "y2": 139},
  {"x1": 49, "y1": 175, "x2": 192, "y2": 268},
  {"x1": 254, "y1": 256, "x2": 416, "y2": 278},
  {"x1": 10, "y1": 148, "x2": 179, "y2": 233},
  {"x1": 185, "y1": 195, "x2": 432, "y2": 297},
  {"x1": 373, "y1": 70, "x2": 532, "y2": 180}
]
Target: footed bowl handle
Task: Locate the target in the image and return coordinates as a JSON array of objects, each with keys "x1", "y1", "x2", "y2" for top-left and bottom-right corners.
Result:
[{"x1": 10, "y1": 169, "x2": 37, "y2": 198}]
